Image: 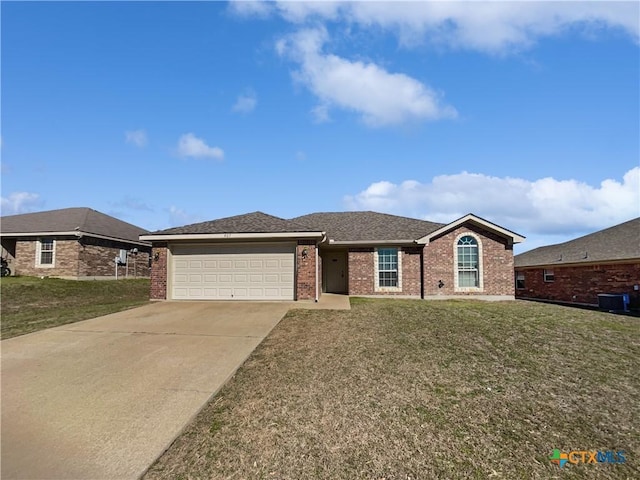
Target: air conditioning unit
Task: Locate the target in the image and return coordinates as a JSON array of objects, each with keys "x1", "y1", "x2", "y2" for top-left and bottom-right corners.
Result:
[{"x1": 597, "y1": 294, "x2": 630, "y2": 312}]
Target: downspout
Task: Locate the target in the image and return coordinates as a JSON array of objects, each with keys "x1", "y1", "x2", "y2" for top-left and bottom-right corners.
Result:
[
  {"x1": 419, "y1": 242, "x2": 425, "y2": 299},
  {"x1": 315, "y1": 234, "x2": 326, "y2": 303}
]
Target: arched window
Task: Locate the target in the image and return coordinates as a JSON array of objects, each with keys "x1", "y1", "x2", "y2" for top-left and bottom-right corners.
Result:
[{"x1": 457, "y1": 235, "x2": 479, "y2": 288}]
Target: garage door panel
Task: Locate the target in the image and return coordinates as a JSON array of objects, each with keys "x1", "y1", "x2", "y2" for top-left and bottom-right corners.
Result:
[{"x1": 171, "y1": 244, "x2": 296, "y2": 300}]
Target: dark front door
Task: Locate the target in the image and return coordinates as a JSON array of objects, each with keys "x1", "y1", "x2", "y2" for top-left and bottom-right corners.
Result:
[{"x1": 324, "y1": 251, "x2": 347, "y2": 294}]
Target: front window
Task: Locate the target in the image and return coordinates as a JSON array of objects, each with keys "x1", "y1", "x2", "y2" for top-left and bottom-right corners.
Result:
[
  {"x1": 516, "y1": 272, "x2": 525, "y2": 289},
  {"x1": 378, "y1": 248, "x2": 398, "y2": 287},
  {"x1": 376, "y1": 248, "x2": 400, "y2": 289},
  {"x1": 37, "y1": 238, "x2": 55, "y2": 267},
  {"x1": 457, "y1": 235, "x2": 479, "y2": 288}
]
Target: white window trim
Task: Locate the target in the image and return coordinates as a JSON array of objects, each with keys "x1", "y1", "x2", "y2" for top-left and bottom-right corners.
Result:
[
  {"x1": 374, "y1": 247, "x2": 402, "y2": 292},
  {"x1": 543, "y1": 269, "x2": 555, "y2": 282},
  {"x1": 454, "y1": 232, "x2": 483, "y2": 292},
  {"x1": 516, "y1": 272, "x2": 525, "y2": 289},
  {"x1": 36, "y1": 238, "x2": 56, "y2": 268}
]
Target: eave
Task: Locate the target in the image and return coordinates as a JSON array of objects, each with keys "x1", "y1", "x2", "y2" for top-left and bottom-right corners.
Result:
[
  {"x1": 515, "y1": 257, "x2": 640, "y2": 269},
  {"x1": 325, "y1": 239, "x2": 417, "y2": 246},
  {"x1": 0, "y1": 230, "x2": 151, "y2": 247},
  {"x1": 417, "y1": 214, "x2": 525, "y2": 245},
  {"x1": 140, "y1": 231, "x2": 325, "y2": 242}
]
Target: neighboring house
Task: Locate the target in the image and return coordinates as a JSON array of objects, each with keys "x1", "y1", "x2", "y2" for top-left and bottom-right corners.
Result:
[
  {"x1": 514, "y1": 217, "x2": 640, "y2": 309},
  {"x1": 141, "y1": 211, "x2": 524, "y2": 301},
  {"x1": 0, "y1": 208, "x2": 152, "y2": 279}
]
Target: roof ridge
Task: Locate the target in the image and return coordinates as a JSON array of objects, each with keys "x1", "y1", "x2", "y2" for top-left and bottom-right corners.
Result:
[{"x1": 78, "y1": 207, "x2": 92, "y2": 231}]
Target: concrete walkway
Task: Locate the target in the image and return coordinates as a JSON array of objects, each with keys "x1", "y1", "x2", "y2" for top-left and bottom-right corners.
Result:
[{"x1": 2, "y1": 300, "x2": 323, "y2": 480}]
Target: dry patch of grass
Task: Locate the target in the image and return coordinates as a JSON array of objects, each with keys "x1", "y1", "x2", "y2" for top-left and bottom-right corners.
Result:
[
  {"x1": 146, "y1": 299, "x2": 639, "y2": 479},
  {"x1": 0, "y1": 276, "x2": 150, "y2": 339}
]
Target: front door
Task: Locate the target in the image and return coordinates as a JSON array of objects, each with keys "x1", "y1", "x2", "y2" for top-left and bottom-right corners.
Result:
[{"x1": 324, "y1": 251, "x2": 347, "y2": 294}]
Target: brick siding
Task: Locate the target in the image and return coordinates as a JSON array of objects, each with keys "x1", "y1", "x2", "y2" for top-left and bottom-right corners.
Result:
[
  {"x1": 424, "y1": 224, "x2": 514, "y2": 297},
  {"x1": 77, "y1": 236, "x2": 151, "y2": 278},
  {"x1": 296, "y1": 240, "x2": 317, "y2": 300},
  {"x1": 347, "y1": 246, "x2": 421, "y2": 296},
  {"x1": 13, "y1": 237, "x2": 79, "y2": 277},
  {"x1": 516, "y1": 262, "x2": 640, "y2": 308},
  {"x1": 8, "y1": 236, "x2": 150, "y2": 279},
  {"x1": 150, "y1": 245, "x2": 168, "y2": 300},
  {"x1": 347, "y1": 248, "x2": 374, "y2": 295}
]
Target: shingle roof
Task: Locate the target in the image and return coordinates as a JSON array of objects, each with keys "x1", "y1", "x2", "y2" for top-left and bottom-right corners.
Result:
[
  {"x1": 0, "y1": 207, "x2": 149, "y2": 244},
  {"x1": 292, "y1": 211, "x2": 444, "y2": 242},
  {"x1": 149, "y1": 211, "x2": 320, "y2": 235},
  {"x1": 515, "y1": 217, "x2": 640, "y2": 267}
]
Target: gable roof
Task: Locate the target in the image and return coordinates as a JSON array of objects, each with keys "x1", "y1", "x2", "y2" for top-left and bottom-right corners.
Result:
[
  {"x1": 417, "y1": 213, "x2": 525, "y2": 245},
  {"x1": 292, "y1": 211, "x2": 443, "y2": 243},
  {"x1": 515, "y1": 217, "x2": 640, "y2": 267},
  {"x1": 0, "y1": 207, "x2": 150, "y2": 245},
  {"x1": 142, "y1": 211, "x2": 323, "y2": 241}
]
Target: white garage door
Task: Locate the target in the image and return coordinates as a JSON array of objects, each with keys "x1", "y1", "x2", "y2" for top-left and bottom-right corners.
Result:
[{"x1": 171, "y1": 244, "x2": 295, "y2": 300}]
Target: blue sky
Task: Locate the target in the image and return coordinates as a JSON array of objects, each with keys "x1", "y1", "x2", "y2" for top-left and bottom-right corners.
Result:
[{"x1": 1, "y1": 1, "x2": 638, "y2": 252}]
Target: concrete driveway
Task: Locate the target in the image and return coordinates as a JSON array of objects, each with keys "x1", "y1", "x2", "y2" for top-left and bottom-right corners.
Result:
[{"x1": 1, "y1": 301, "x2": 292, "y2": 480}]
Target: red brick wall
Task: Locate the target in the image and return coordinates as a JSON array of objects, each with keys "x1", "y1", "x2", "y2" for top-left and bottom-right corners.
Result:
[
  {"x1": 150, "y1": 245, "x2": 168, "y2": 300},
  {"x1": 77, "y1": 237, "x2": 151, "y2": 278},
  {"x1": 424, "y1": 224, "x2": 515, "y2": 297},
  {"x1": 348, "y1": 248, "x2": 374, "y2": 295},
  {"x1": 516, "y1": 262, "x2": 640, "y2": 308},
  {"x1": 347, "y1": 246, "x2": 421, "y2": 296},
  {"x1": 296, "y1": 240, "x2": 317, "y2": 300}
]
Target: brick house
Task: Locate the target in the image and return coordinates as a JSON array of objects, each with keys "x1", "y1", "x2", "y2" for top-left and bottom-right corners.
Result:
[
  {"x1": 141, "y1": 211, "x2": 524, "y2": 301},
  {"x1": 1, "y1": 208, "x2": 152, "y2": 279},
  {"x1": 514, "y1": 217, "x2": 640, "y2": 310}
]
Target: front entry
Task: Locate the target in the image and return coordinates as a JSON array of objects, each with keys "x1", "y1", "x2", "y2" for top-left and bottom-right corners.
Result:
[{"x1": 323, "y1": 250, "x2": 348, "y2": 294}]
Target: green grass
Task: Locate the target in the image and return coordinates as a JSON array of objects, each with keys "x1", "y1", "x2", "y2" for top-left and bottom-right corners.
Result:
[
  {"x1": 0, "y1": 276, "x2": 150, "y2": 339},
  {"x1": 145, "y1": 299, "x2": 639, "y2": 480}
]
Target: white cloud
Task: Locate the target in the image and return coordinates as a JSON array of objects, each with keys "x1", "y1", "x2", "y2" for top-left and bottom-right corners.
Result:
[
  {"x1": 228, "y1": 0, "x2": 274, "y2": 18},
  {"x1": 279, "y1": 27, "x2": 457, "y2": 126},
  {"x1": 125, "y1": 129, "x2": 148, "y2": 147},
  {"x1": 177, "y1": 133, "x2": 224, "y2": 160},
  {"x1": 344, "y1": 167, "x2": 640, "y2": 236},
  {"x1": 168, "y1": 206, "x2": 202, "y2": 227},
  {"x1": 256, "y1": 1, "x2": 639, "y2": 53},
  {"x1": 232, "y1": 89, "x2": 258, "y2": 114},
  {"x1": 1, "y1": 192, "x2": 43, "y2": 216}
]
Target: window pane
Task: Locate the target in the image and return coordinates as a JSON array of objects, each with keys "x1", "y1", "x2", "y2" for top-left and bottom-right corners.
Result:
[
  {"x1": 378, "y1": 271, "x2": 398, "y2": 287},
  {"x1": 458, "y1": 270, "x2": 478, "y2": 287},
  {"x1": 39, "y1": 239, "x2": 54, "y2": 265},
  {"x1": 457, "y1": 236, "x2": 479, "y2": 287},
  {"x1": 377, "y1": 248, "x2": 398, "y2": 288},
  {"x1": 40, "y1": 251, "x2": 53, "y2": 265}
]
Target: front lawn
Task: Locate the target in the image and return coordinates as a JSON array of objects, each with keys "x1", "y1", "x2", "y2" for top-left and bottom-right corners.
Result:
[
  {"x1": 145, "y1": 299, "x2": 638, "y2": 479},
  {"x1": 0, "y1": 276, "x2": 150, "y2": 339}
]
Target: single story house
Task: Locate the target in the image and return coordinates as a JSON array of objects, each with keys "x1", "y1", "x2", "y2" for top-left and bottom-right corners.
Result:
[
  {"x1": 0, "y1": 207, "x2": 152, "y2": 279},
  {"x1": 141, "y1": 211, "x2": 524, "y2": 301},
  {"x1": 514, "y1": 217, "x2": 640, "y2": 310}
]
